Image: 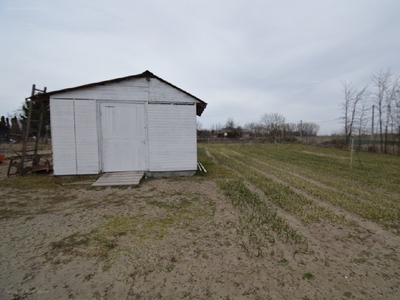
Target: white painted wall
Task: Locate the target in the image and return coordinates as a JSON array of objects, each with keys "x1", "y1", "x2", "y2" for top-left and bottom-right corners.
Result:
[
  {"x1": 100, "y1": 102, "x2": 147, "y2": 172},
  {"x1": 51, "y1": 78, "x2": 149, "y2": 101},
  {"x1": 50, "y1": 99, "x2": 99, "y2": 175},
  {"x1": 50, "y1": 76, "x2": 200, "y2": 175},
  {"x1": 147, "y1": 104, "x2": 197, "y2": 171},
  {"x1": 148, "y1": 79, "x2": 198, "y2": 103},
  {"x1": 75, "y1": 100, "x2": 99, "y2": 174},
  {"x1": 50, "y1": 99, "x2": 77, "y2": 175}
]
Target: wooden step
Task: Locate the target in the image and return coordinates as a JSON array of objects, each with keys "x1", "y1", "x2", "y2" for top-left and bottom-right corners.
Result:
[{"x1": 92, "y1": 171, "x2": 144, "y2": 186}]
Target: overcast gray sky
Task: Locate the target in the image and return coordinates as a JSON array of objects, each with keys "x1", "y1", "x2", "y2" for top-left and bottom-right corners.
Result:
[{"x1": 1, "y1": 0, "x2": 399, "y2": 135}]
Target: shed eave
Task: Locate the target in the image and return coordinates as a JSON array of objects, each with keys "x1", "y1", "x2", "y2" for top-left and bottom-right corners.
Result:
[{"x1": 28, "y1": 70, "x2": 207, "y2": 116}]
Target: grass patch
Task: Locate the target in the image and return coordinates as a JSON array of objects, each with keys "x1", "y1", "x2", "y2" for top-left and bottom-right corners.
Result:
[
  {"x1": 209, "y1": 147, "x2": 345, "y2": 226},
  {"x1": 219, "y1": 179, "x2": 308, "y2": 256},
  {"x1": 0, "y1": 174, "x2": 59, "y2": 190},
  {"x1": 303, "y1": 272, "x2": 315, "y2": 280},
  {"x1": 0, "y1": 174, "x2": 99, "y2": 191},
  {"x1": 197, "y1": 145, "x2": 236, "y2": 179},
  {"x1": 214, "y1": 144, "x2": 400, "y2": 233},
  {"x1": 44, "y1": 194, "x2": 212, "y2": 264}
]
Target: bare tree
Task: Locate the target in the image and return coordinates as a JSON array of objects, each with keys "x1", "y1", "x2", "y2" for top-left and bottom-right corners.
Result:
[
  {"x1": 395, "y1": 89, "x2": 400, "y2": 136},
  {"x1": 10, "y1": 116, "x2": 21, "y2": 141},
  {"x1": 354, "y1": 90, "x2": 371, "y2": 149},
  {"x1": 298, "y1": 122, "x2": 320, "y2": 136},
  {"x1": 223, "y1": 118, "x2": 242, "y2": 138},
  {"x1": 396, "y1": 99, "x2": 400, "y2": 152},
  {"x1": 342, "y1": 81, "x2": 355, "y2": 144},
  {"x1": 211, "y1": 122, "x2": 223, "y2": 133},
  {"x1": 342, "y1": 81, "x2": 368, "y2": 144},
  {"x1": 196, "y1": 120, "x2": 202, "y2": 131},
  {"x1": 260, "y1": 112, "x2": 285, "y2": 138},
  {"x1": 224, "y1": 118, "x2": 236, "y2": 131},
  {"x1": 385, "y1": 75, "x2": 400, "y2": 135},
  {"x1": 244, "y1": 121, "x2": 263, "y2": 137},
  {"x1": 285, "y1": 123, "x2": 298, "y2": 139},
  {"x1": 372, "y1": 70, "x2": 391, "y2": 148}
]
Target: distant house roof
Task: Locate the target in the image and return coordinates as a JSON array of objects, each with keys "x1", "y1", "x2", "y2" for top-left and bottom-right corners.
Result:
[{"x1": 31, "y1": 70, "x2": 207, "y2": 116}]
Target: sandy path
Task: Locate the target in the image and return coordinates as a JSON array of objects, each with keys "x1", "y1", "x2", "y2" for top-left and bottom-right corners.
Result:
[{"x1": 1, "y1": 156, "x2": 400, "y2": 299}]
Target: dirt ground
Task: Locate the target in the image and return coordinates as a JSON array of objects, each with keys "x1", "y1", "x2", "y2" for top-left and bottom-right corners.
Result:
[{"x1": 0, "y1": 153, "x2": 400, "y2": 299}]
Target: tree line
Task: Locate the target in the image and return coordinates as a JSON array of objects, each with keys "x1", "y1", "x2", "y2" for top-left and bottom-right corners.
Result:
[
  {"x1": 0, "y1": 100, "x2": 50, "y2": 143},
  {"x1": 341, "y1": 69, "x2": 400, "y2": 149},
  {"x1": 0, "y1": 115, "x2": 22, "y2": 142},
  {"x1": 198, "y1": 113, "x2": 320, "y2": 140}
]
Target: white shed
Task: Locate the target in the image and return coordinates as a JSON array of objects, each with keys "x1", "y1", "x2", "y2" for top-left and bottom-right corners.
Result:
[{"x1": 38, "y1": 70, "x2": 207, "y2": 177}]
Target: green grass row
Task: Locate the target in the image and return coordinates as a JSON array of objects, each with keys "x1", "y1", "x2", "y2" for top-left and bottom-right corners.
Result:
[
  {"x1": 231, "y1": 143, "x2": 400, "y2": 192},
  {"x1": 218, "y1": 146, "x2": 400, "y2": 234},
  {"x1": 218, "y1": 179, "x2": 308, "y2": 256},
  {"x1": 206, "y1": 147, "x2": 346, "y2": 226},
  {"x1": 237, "y1": 145, "x2": 400, "y2": 205}
]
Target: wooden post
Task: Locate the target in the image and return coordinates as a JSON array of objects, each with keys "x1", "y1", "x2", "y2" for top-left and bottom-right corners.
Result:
[
  {"x1": 33, "y1": 100, "x2": 45, "y2": 165},
  {"x1": 19, "y1": 85, "x2": 36, "y2": 175},
  {"x1": 370, "y1": 105, "x2": 374, "y2": 142}
]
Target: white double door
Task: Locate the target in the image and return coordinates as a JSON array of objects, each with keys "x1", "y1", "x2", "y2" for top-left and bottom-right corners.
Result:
[{"x1": 100, "y1": 102, "x2": 147, "y2": 172}]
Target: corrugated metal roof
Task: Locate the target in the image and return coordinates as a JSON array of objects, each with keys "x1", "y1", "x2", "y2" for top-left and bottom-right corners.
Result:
[{"x1": 31, "y1": 70, "x2": 207, "y2": 116}]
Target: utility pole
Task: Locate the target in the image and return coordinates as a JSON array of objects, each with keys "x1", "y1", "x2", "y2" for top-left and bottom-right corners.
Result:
[
  {"x1": 385, "y1": 126, "x2": 388, "y2": 154},
  {"x1": 300, "y1": 120, "x2": 303, "y2": 140},
  {"x1": 371, "y1": 105, "x2": 375, "y2": 144},
  {"x1": 350, "y1": 136, "x2": 354, "y2": 169}
]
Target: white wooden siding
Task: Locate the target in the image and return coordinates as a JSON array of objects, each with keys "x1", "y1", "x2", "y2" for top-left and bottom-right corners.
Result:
[
  {"x1": 51, "y1": 78, "x2": 149, "y2": 101},
  {"x1": 50, "y1": 99, "x2": 77, "y2": 175},
  {"x1": 50, "y1": 76, "x2": 201, "y2": 175},
  {"x1": 100, "y1": 103, "x2": 147, "y2": 172},
  {"x1": 148, "y1": 79, "x2": 198, "y2": 103},
  {"x1": 75, "y1": 100, "x2": 99, "y2": 174},
  {"x1": 50, "y1": 98, "x2": 99, "y2": 175},
  {"x1": 51, "y1": 77, "x2": 199, "y2": 104},
  {"x1": 147, "y1": 104, "x2": 197, "y2": 171}
]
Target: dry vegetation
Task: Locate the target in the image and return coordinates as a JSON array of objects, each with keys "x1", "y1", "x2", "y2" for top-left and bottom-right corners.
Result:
[{"x1": 0, "y1": 143, "x2": 400, "y2": 299}]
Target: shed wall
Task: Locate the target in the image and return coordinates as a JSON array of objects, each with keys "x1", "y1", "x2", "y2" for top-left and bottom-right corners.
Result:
[
  {"x1": 50, "y1": 98, "x2": 99, "y2": 175},
  {"x1": 50, "y1": 77, "x2": 200, "y2": 175},
  {"x1": 100, "y1": 102, "x2": 147, "y2": 172},
  {"x1": 52, "y1": 77, "x2": 198, "y2": 104},
  {"x1": 148, "y1": 79, "x2": 199, "y2": 103},
  {"x1": 147, "y1": 104, "x2": 197, "y2": 171},
  {"x1": 51, "y1": 78, "x2": 148, "y2": 101},
  {"x1": 74, "y1": 100, "x2": 99, "y2": 174},
  {"x1": 50, "y1": 99, "x2": 77, "y2": 175}
]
